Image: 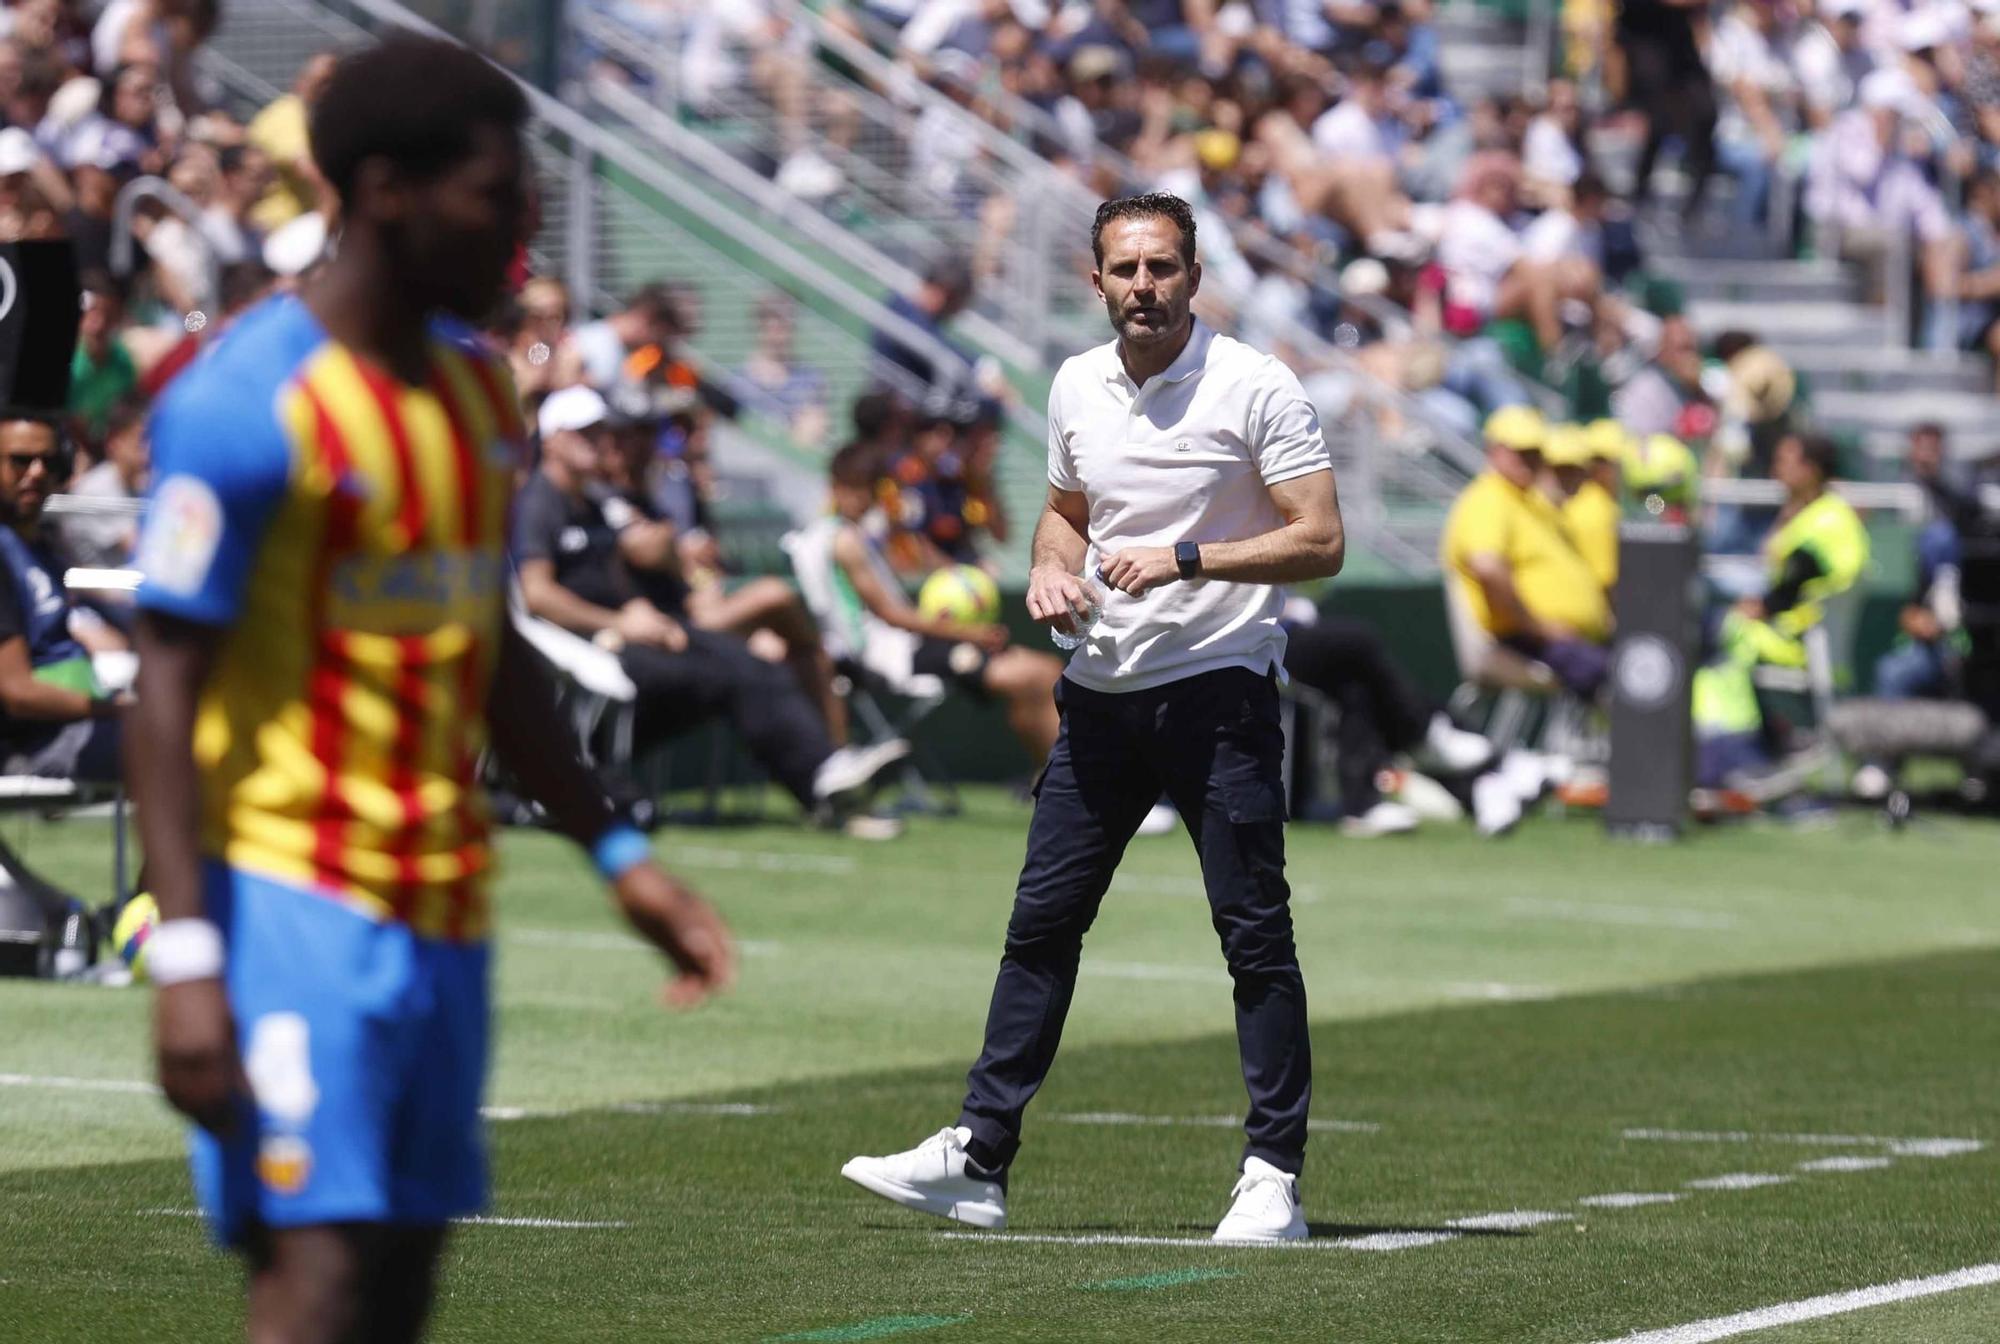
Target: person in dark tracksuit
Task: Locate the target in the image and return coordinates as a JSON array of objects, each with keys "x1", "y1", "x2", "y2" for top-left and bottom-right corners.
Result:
[{"x1": 841, "y1": 192, "x2": 1345, "y2": 1244}]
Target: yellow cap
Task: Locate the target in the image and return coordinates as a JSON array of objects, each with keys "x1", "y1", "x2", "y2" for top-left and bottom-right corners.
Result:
[
  {"x1": 1195, "y1": 129, "x2": 1241, "y2": 172},
  {"x1": 1483, "y1": 405, "x2": 1547, "y2": 453},
  {"x1": 1541, "y1": 423, "x2": 1590, "y2": 467},
  {"x1": 1583, "y1": 418, "x2": 1633, "y2": 462}
]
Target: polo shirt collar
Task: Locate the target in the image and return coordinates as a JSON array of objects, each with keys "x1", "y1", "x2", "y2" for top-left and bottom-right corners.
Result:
[{"x1": 1102, "y1": 318, "x2": 1214, "y2": 391}]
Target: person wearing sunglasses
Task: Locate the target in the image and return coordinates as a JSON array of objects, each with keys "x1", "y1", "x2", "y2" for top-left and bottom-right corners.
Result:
[{"x1": 0, "y1": 410, "x2": 128, "y2": 783}]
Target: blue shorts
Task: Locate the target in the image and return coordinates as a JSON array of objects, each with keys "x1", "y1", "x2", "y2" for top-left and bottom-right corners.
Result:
[{"x1": 189, "y1": 863, "x2": 491, "y2": 1246}]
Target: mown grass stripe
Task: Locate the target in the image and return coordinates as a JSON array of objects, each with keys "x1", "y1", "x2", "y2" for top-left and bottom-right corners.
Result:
[
  {"x1": 1083, "y1": 1268, "x2": 1240, "y2": 1292},
  {"x1": 765, "y1": 1314, "x2": 967, "y2": 1342}
]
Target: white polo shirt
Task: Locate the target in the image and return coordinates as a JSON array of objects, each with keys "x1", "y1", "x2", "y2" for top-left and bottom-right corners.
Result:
[{"x1": 1047, "y1": 320, "x2": 1331, "y2": 693}]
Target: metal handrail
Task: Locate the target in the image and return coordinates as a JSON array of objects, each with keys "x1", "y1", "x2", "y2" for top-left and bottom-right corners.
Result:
[{"x1": 109, "y1": 176, "x2": 222, "y2": 309}]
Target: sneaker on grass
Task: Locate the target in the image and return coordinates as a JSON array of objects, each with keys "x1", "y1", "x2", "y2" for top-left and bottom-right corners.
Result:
[
  {"x1": 814, "y1": 739, "x2": 911, "y2": 807},
  {"x1": 1212, "y1": 1156, "x2": 1307, "y2": 1243},
  {"x1": 840, "y1": 1126, "x2": 1007, "y2": 1229}
]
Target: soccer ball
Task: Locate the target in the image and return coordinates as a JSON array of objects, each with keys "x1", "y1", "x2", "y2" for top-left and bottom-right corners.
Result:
[
  {"x1": 112, "y1": 893, "x2": 159, "y2": 982},
  {"x1": 917, "y1": 564, "x2": 1001, "y2": 625}
]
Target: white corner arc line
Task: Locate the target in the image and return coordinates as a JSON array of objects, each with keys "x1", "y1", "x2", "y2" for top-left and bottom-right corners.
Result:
[{"x1": 1581, "y1": 1262, "x2": 2000, "y2": 1344}]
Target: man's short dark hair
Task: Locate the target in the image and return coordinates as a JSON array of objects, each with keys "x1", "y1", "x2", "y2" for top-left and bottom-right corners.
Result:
[
  {"x1": 1091, "y1": 192, "x2": 1197, "y2": 269},
  {"x1": 851, "y1": 390, "x2": 899, "y2": 440},
  {"x1": 1711, "y1": 329, "x2": 1759, "y2": 363},
  {"x1": 101, "y1": 394, "x2": 149, "y2": 445},
  {"x1": 1911, "y1": 420, "x2": 1946, "y2": 442},
  {"x1": 829, "y1": 440, "x2": 882, "y2": 490},
  {"x1": 1794, "y1": 432, "x2": 1840, "y2": 480},
  {"x1": 309, "y1": 34, "x2": 528, "y2": 207}
]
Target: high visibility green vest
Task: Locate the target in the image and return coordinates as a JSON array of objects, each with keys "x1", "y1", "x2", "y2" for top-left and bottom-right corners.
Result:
[{"x1": 1764, "y1": 491, "x2": 1869, "y2": 638}]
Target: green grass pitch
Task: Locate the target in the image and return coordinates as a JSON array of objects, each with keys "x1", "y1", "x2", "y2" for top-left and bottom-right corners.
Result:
[{"x1": 1, "y1": 794, "x2": 1997, "y2": 1342}]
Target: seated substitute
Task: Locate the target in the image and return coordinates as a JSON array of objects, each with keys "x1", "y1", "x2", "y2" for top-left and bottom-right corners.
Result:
[
  {"x1": 1544, "y1": 423, "x2": 1619, "y2": 593},
  {"x1": 600, "y1": 386, "x2": 847, "y2": 745},
  {"x1": 817, "y1": 441, "x2": 1060, "y2": 766},
  {"x1": 0, "y1": 410, "x2": 128, "y2": 781},
  {"x1": 1440, "y1": 406, "x2": 1612, "y2": 697},
  {"x1": 513, "y1": 387, "x2": 907, "y2": 830},
  {"x1": 1692, "y1": 432, "x2": 1869, "y2": 786}
]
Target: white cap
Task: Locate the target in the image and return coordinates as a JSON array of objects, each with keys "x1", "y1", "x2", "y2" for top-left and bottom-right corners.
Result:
[
  {"x1": 537, "y1": 384, "x2": 610, "y2": 438},
  {"x1": 1897, "y1": 6, "x2": 1951, "y2": 49},
  {"x1": 0, "y1": 127, "x2": 38, "y2": 177},
  {"x1": 262, "y1": 211, "x2": 328, "y2": 278},
  {"x1": 1859, "y1": 67, "x2": 1918, "y2": 110}
]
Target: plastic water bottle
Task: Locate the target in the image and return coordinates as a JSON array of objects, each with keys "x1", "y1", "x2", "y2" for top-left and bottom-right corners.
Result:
[{"x1": 1050, "y1": 577, "x2": 1105, "y2": 651}]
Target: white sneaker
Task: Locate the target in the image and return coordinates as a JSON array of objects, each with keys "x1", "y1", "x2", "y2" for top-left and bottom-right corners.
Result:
[
  {"x1": 1391, "y1": 769, "x2": 1464, "y2": 822},
  {"x1": 776, "y1": 148, "x2": 845, "y2": 202},
  {"x1": 1212, "y1": 1156, "x2": 1307, "y2": 1243},
  {"x1": 1340, "y1": 800, "x2": 1420, "y2": 837},
  {"x1": 814, "y1": 739, "x2": 912, "y2": 805},
  {"x1": 1472, "y1": 771, "x2": 1524, "y2": 837},
  {"x1": 1418, "y1": 714, "x2": 1495, "y2": 775},
  {"x1": 1851, "y1": 762, "x2": 1892, "y2": 801},
  {"x1": 1498, "y1": 749, "x2": 1552, "y2": 804},
  {"x1": 1136, "y1": 801, "x2": 1178, "y2": 836},
  {"x1": 840, "y1": 1126, "x2": 1007, "y2": 1229}
]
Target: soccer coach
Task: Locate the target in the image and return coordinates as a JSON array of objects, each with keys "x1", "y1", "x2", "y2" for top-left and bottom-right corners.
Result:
[{"x1": 843, "y1": 192, "x2": 1343, "y2": 1243}]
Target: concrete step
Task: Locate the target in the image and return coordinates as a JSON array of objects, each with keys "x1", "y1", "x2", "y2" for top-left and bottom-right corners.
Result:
[
  {"x1": 1861, "y1": 427, "x2": 2000, "y2": 463},
  {"x1": 1812, "y1": 387, "x2": 1997, "y2": 435},
  {"x1": 1437, "y1": 44, "x2": 1531, "y2": 97},
  {"x1": 1684, "y1": 298, "x2": 1888, "y2": 346},
  {"x1": 1651, "y1": 257, "x2": 1859, "y2": 306},
  {"x1": 1779, "y1": 348, "x2": 1993, "y2": 396}
]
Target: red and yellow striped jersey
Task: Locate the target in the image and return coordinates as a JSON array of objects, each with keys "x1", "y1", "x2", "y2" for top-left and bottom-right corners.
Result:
[{"x1": 136, "y1": 295, "x2": 524, "y2": 941}]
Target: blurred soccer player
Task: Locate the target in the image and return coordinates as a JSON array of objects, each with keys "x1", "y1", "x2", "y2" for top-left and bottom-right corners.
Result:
[
  {"x1": 842, "y1": 193, "x2": 1344, "y2": 1243},
  {"x1": 125, "y1": 37, "x2": 734, "y2": 1344}
]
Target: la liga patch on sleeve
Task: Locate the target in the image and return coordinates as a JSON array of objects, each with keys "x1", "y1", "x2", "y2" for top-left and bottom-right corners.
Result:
[{"x1": 136, "y1": 473, "x2": 224, "y2": 597}]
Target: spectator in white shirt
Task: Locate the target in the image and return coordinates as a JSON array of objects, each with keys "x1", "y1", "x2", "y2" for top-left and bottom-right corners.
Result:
[
  {"x1": 1521, "y1": 78, "x2": 1585, "y2": 203},
  {"x1": 1433, "y1": 152, "x2": 1604, "y2": 355},
  {"x1": 1709, "y1": 0, "x2": 1805, "y2": 229}
]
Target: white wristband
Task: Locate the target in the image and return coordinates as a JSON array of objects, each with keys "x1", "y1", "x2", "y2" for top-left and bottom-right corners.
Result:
[{"x1": 147, "y1": 918, "x2": 225, "y2": 986}]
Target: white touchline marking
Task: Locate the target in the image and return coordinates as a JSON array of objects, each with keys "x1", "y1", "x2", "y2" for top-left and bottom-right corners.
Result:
[
  {"x1": 1448, "y1": 1211, "x2": 1570, "y2": 1231},
  {"x1": 1086, "y1": 959, "x2": 1233, "y2": 986},
  {"x1": 0, "y1": 1072, "x2": 159, "y2": 1095},
  {"x1": 480, "y1": 1099, "x2": 781, "y2": 1122},
  {"x1": 1442, "y1": 981, "x2": 1557, "y2": 1002},
  {"x1": 1503, "y1": 898, "x2": 1739, "y2": 931},
  {"x1": 1624, "y1": 1128, "x2": 1984, "y2": 1153},
  {"x1": 144, "y1": 1208, "x2": 626, "y2": 1230},
  {"x1": 666, "y1": 844, "x2": 856, "y2": 876},
  {"x1": 1684, "y1": 1173, "x2": 1793, "y2": 1191},
  {"x1": 1580, "y1": 1262, "x2": 2000, "y2": 1344},
  {"x1": 458, "y1": 1216, "x2": 629, "y2": 1229},
  {"x1": 1579, "y1": 1193, "x2": 1681, "y2": 1209},
  {"x1": 504, "y1": 927, "x2": 782, "y2": 957},
  {"x1": 1340, "y1": 1232, "x2": 1459, "y2": 1251},
  {"x1": 1797, "y1": 1156, "x2": 1893, "y2": 1173},
  {"x1": 940, "y1": 1232, "x2": 1360, "y2": 1256},
  {"x1": 1048, "y1": 1111, "x2": 1380, "y2": 1134},
  {"x1": 1888, "y1": 1138, "x2": 1984, "y2": 1158}
]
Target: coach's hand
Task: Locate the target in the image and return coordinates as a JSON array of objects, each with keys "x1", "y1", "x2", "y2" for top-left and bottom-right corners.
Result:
[
  {"x1": 1027, "y1": 565, "x2": 1098, "y2": 635},
  {"x1": 1099, "y1": 547, "x2": 1179, "y2": 597},
  {"x1": 613, "y1": 862, "x2": 737, "y2": 1009},
  {"x1": 155, "y1": 979, "x2": 245, "y2": 1135}
]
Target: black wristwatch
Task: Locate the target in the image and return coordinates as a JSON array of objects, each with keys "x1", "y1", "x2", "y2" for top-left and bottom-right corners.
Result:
[{"x1": 1175, "y1": 541, "x2": 1203, "y2": 581}]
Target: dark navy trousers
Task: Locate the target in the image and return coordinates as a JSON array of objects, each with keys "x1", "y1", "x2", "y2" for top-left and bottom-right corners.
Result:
[{"x1": 957, "y1": 666, "x2": 1313, "y2": 1175}]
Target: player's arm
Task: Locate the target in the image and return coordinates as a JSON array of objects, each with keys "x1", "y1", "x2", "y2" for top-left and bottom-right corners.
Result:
[
  {"x1": 486, "y1": 620, "x2": 734, "y2": 1007},
  {"x1": 834, "y1": 526, "x2": 1003, "y2": 649},
  {"x1": 1025, "y1": 485, "x2": 1096, "y2": 633},
  {"x1": 128, "y1": 611, "x2": 244, "y2": 1131}
]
